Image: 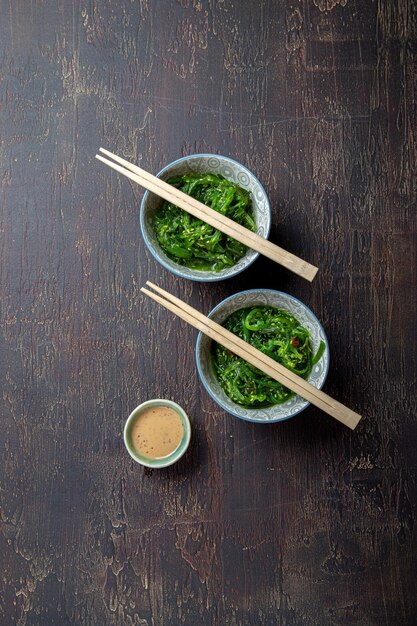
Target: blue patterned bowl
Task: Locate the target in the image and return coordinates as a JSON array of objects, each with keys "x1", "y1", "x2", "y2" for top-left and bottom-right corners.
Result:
[
  {"x1": 195, "y1": 290, "x2": 330, "y2": 423},
  {"x1": 140, "y1": 154, "x2": 271, "y2": 281}
]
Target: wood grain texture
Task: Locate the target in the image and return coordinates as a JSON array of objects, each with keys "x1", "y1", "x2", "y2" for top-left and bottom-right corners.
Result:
[{"x1": 0, "y1": 1, "x2": 416, "y2": 624}]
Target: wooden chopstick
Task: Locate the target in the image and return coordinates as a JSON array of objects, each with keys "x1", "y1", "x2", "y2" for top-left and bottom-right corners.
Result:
[
  {"x1": 96, "y1": 148, "x2": 318, "y2": 282},
  {"x1": 141, "y1": 282, "x2": 362, "y2": 430}
]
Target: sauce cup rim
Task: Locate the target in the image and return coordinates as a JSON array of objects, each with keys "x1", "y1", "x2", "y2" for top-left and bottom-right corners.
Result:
[{"x1": 123, "y1": 399, "x2": 191, "y2": 468}]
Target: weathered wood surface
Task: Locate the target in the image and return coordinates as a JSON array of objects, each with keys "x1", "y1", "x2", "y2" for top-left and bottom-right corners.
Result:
[{"x1": 1, "y1": 1, "x2": 416, "y2": 624}]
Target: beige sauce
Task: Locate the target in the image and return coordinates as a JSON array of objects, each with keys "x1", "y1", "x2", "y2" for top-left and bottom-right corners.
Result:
[{"x1": 132, "y1": 406, "x2": 184, "y2": 459}]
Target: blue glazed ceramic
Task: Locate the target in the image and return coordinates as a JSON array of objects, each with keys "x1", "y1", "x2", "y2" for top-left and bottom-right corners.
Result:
[
  {"x1": 196, "y1": 290, "x2": 330, "y2": 423},
  {"x1": 140, "y1": 154, "x2": 271, "y2": 281}
]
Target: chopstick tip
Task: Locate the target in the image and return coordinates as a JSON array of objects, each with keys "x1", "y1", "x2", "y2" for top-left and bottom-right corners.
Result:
[
  {"x1": 305, "y1": 265, "x2": 319, "y2": 282},
  {"x1": 349, "y1": 413, "x2": 362, "y2": 430}
]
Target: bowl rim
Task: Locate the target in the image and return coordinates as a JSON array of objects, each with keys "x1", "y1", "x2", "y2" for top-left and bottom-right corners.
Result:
[
  {"x1": 139, "y1": 153, "x2": 271, "y2": 282},
  {"x1": 123, "y1": 399, "x2": 191, "y2": 468},
  {"x1": 195, "y1": 289, "x2": 330, "y2": 423}
]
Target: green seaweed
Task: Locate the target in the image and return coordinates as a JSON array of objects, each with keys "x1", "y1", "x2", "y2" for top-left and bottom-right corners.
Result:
[
  {"x1": 213, "y1": 306, "x2": 325, "y2": 408},
  {"x1": 153, "y1": 173, "x2": 255, "y2": 272}
]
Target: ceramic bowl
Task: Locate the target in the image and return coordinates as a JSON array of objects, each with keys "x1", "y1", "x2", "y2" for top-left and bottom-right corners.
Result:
[
  {"x1": 195, "y1": 290, "x2": 330, "y2": 423},
  {"x1": 140, "y1": 154, "x2": 271, "y2": 281},
  {"x1": 123, "y1": 399, "x2": 191, "y2": 468}
]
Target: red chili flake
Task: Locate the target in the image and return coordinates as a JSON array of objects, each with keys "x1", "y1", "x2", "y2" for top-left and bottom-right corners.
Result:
[{"x1": 291, "y1": 337, "x2": 300, "y2": 347}]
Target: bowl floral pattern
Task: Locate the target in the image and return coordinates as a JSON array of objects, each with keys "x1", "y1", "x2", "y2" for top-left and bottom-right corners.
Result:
[
  {"x1": 140, "y1": 154, "x2": 271, "y2": 282},
  {"x1": 196, "y1": 290, "x2": 330, "y2": 423}
]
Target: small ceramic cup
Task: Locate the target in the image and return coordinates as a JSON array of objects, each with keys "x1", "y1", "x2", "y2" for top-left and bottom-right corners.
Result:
[{"x1": 123, "y1": 399, "x2": 191, "y2": 468}]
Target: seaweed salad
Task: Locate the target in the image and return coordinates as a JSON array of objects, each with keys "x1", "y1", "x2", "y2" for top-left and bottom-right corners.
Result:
[
  {"x1": 213, "y1": 306, "x2": 325, "y2": 408},
  {"x1": 154, "y1": 173, "x2": 256, "y2": 271}
]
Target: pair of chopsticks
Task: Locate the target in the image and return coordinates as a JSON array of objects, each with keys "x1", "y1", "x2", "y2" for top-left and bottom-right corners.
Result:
[
  {"x1": 96, "y1": 148, "x2": 318, "y2": 282},
  {"x1": 142, "y1": 282, "x2": 362, "y2": 430}
]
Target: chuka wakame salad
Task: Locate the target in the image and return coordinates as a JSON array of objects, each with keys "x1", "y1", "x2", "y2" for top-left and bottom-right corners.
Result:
[
  {"x1": 154, "y1": 173, "x2": 256, "y2": 271},
  {"x1": 213, "y1": 306, "x2": 325, "y2": 408}
]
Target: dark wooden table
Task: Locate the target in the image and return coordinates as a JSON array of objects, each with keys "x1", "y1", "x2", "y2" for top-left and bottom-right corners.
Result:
[{"x1": 1, "y1": 1, "x2": 416, "y2": 624}]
